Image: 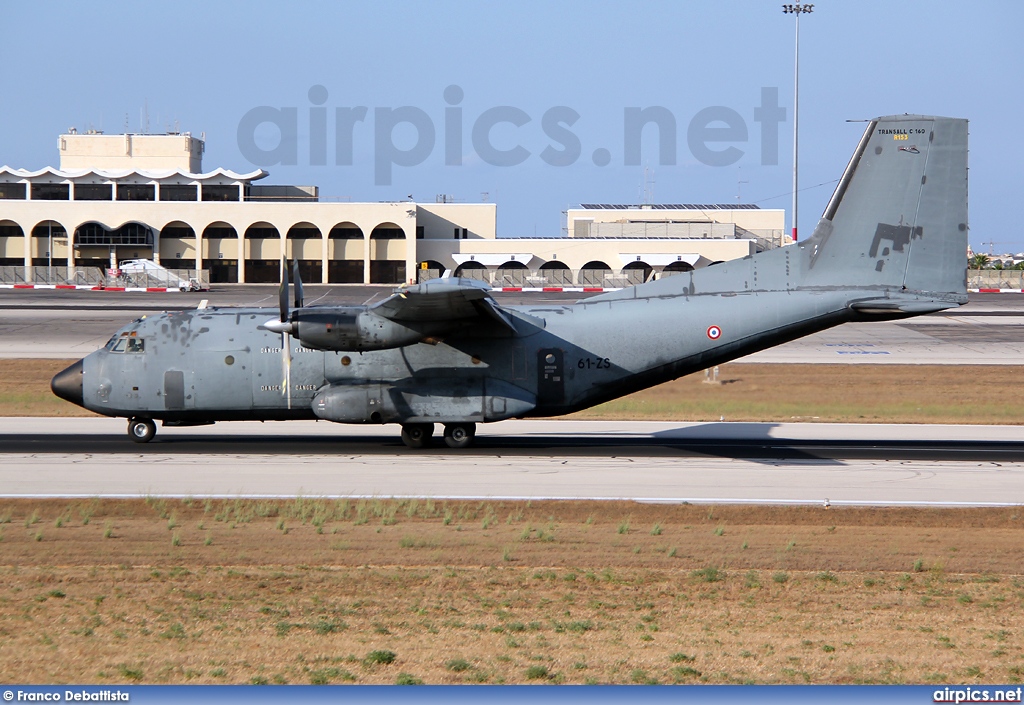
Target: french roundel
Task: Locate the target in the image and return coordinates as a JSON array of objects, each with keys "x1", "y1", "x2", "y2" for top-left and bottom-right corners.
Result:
[{"x1": 706, "y1": 325, "x2": 722, "y2": 340}]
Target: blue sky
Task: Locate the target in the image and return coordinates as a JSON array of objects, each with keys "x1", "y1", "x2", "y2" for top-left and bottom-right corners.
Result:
[{"x1": 4, "y1": 0, "x2": 1022, "y2": 251}]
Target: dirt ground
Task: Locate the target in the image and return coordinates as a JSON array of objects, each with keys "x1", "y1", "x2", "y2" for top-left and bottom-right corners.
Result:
[
  {"x1": 9, "y1": 358, "x2": 1024, "y2": 424},
  {"x1": 0, "y1": 499, "x2": 1021, "y2": 685}
]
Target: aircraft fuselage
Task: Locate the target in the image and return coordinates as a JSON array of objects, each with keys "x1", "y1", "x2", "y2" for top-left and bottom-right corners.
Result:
[{"x1": 75, "y1": 281, "x2": 862, "y2": 426}]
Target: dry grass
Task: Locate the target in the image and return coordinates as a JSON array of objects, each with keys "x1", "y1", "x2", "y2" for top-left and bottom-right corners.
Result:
[
  {"x1": 568, "y1": 363, "x2": 1024, "y2": 424},
  {"x1": 0, "y1": 498, "x2": 1022, "y2": 684},
  {"x1": 0, "y1": 359, "x2": 99, "y2": 417},
  {"x1": 10, "y1": 359, "x2": 1024, "y2": 424}
]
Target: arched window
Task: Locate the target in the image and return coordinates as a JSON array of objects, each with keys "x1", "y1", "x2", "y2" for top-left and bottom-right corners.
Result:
[
  {"x1": 453, "y1": 261, "x2": 488, "y2": 283},
  {"x1": 579, "y1": 260, "x2": 611, "y2": 287},
  {"x1": 202, "y1": 223, "x2": 239, "y2": 283},
  {"x1": 242, "y1": 223, "x2": 281, "y2": 283},
  {"x1": 417, "y1": 260, "x2": 446, "y2": 283},
  {"x1": 539, "y1": 261, "x2": 571, "y2": 287},
  {"x1": 495, "y1": 261, "x2": 528, "y2": 287},
  {"x1": 369, "y1": 222, "x2": 406, "y2": 284},
  {"x1": 622, "y1": 260, "x2": 653, "y2": 285},
  {"x1": 662, "y1": 260, "x2": 694, "y2": 276},
  {"x1": 327, "y1": 223, "x2": 364, "y2": 283}
]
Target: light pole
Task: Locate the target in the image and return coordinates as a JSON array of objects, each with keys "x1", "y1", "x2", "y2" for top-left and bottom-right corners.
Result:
[{"x1": 782, "y1": 3, "x2": 813, "y2": 242}]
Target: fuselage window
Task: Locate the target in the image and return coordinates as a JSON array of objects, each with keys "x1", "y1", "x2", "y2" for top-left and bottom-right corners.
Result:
[{"x1": 126, "y1": 338, "x2": 145, "y2": 353}]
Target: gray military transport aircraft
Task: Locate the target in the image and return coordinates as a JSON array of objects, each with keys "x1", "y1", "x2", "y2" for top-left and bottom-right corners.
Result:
[{"x1": 51, "y1": 115, "x2": 968, "y2": 449}]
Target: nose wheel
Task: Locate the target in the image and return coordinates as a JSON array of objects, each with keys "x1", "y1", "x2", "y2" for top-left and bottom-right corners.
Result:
[
  {"x1": 443, "y1": 422, "x2": 476, "y2": 449},
  {"x1": 128, "y1": 418, "x2": 157, "y2": 443},
  {"x1": 400, "y1": 423, "x2": 435, "y2": 449}
]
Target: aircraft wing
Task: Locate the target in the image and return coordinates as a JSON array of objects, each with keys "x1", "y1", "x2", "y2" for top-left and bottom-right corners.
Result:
[{"x1": 371, "y1": 277, "x2": 516, "y2": 332}]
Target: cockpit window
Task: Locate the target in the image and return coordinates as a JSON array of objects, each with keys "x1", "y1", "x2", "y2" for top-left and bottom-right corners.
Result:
[{"x1": 109, "y1": 337, "x2": 144, "y2": 353}]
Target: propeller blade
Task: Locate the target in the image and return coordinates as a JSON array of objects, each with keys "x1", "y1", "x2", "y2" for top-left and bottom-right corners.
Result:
[
  {"x1": 281, "y1": 330, "x2": 292, "y2": 409},
  {"x1": 292, "y1": 260, "x2": 304, "y2": 310},
  {"x1": 278, "y1": 258, "x2": 289, "y2": 323}
]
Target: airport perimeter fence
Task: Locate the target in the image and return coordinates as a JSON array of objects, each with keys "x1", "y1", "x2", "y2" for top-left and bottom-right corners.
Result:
[
  {"x1": 416, "y1": 267, "x2": 692, "y2": 288},
  {"x1": 419, "y1": 268, "x2": 1018, "y2": 290},
  {"x1": 0, "y1": 266, "x2": 209, "y2": 290},
  {"x1": 115, "y1": 268, "x2": 209, "y2": 291},
  {"x1": 968, "y1": 269, "x2": 1024, "y2": 290},
  {"x1": 0, "y1": 266, "x2": 104, "y2": 286},
  {"x1": 6, "y1": 266, "x2": 1004, "y2": 290}
]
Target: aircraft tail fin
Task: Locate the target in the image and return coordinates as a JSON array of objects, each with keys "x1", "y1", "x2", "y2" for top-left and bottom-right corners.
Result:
[
  {"x1": 798, "y1": 114, "x2": 968, "y2": 296},
  {"x1": 587, "y1": 115, "x2": 968, "y2": 306}
]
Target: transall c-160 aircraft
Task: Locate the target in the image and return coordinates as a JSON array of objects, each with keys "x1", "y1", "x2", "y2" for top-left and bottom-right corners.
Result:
[{"x1": 51, "y1": 115, "x2": 969, "y2": 449}]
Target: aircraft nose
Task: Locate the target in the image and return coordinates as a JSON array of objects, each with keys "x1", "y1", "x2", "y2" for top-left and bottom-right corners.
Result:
[{"x1": 51, "y1": 359, "x2": 84, "y2": 407}]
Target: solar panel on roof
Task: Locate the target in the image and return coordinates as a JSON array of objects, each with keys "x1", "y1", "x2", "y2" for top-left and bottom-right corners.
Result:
[{"x1": 578, "y1": 203, "x2": 759, "y2": 210}]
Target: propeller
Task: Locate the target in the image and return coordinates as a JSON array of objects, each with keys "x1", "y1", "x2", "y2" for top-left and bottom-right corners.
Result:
[
  {"x1": 267, "y1": 258, "x2": 305, "y2": 409},
  {"x1": 279, "y1": 257, "x2": 290, "y2": 326},
  {"x1": 264, "y1": 258, "x2": 295, "y2": 335},
  {"x1": 292, "y1": 259, "x2": 304, "y2": 310}
]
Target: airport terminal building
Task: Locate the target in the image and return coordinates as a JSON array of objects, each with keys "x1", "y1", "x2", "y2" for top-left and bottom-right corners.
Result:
[{"x1": 0, "y1": 131, "x2": 785, "y2": 287}]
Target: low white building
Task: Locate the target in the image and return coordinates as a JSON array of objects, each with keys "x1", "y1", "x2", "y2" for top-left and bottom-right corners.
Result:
[{"x1": 0, "y1": 131, "x2": 785, "y2": 287}]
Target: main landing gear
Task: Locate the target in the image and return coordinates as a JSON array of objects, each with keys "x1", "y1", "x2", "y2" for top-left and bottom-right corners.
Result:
[
  {"x1": 399, "y1": 422, "x2": 477, "y2": 449},
  {"x1": 443, "y1": 422, "x2": 476, "y2": 449},
  {"x1": 128, "y1": 417, "x2": 157, "y2": 443},
  {"x1": 400, "y1": 423, "x2": 434, "y2": 449}
]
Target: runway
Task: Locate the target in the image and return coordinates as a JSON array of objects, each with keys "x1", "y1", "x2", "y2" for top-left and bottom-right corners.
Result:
[
  {"x1": 3, "y1": 289, "x2": 1024, "y2": 363},
  {"x1": 2, "y1": 418, "x2": 1021, "y2": 506},
  {"x1": 4, "y1": 291, "x2": 1023, "y2": 508}
]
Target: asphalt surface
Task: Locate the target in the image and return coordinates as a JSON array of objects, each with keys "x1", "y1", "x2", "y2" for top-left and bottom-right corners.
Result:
[{"x1": 2, "y1": 419, "x2": 1021, "y2": 505}]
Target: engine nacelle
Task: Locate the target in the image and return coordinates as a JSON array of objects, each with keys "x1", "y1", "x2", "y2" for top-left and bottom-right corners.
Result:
[
  {"x1": 294, "y1": 310, "x2": 426, "y2": 352},
  {"x1": 312, "y1": 379, "x2": 536, "y2": 424}
]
